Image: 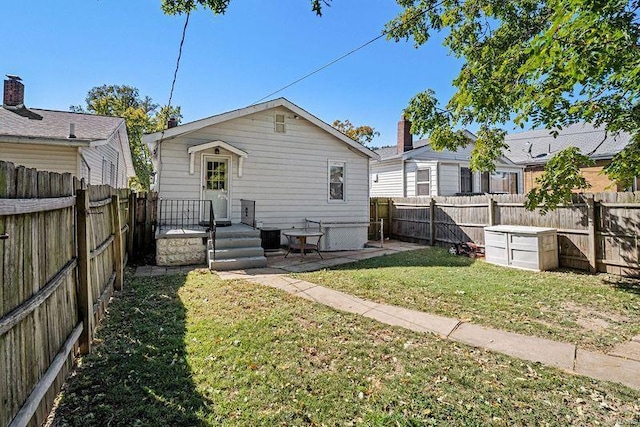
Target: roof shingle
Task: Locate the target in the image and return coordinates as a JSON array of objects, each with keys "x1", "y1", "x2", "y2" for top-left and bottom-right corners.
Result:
[
  {"x1": 503, "y1": 123, "x2": 632, "y2": 165},
  {"x1": 0, "y1": 107, "x2": 124, "y2": 141}
]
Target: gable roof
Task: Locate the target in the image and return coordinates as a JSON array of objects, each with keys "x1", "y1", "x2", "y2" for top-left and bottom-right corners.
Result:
[
  {"x1": 143, "y1": 98, "x2": 379, "y2": 160},
  {"x1": 503, "y1": 122, "x2": 632, "y2": 165},
  {"x1": 0, "y1": 107, "x2": 125, "y2": 144}
]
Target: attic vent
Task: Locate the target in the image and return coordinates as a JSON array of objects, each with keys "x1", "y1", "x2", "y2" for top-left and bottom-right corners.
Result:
[{"x1": 274, "y1": 113, "x2": 285, "y2": 133}]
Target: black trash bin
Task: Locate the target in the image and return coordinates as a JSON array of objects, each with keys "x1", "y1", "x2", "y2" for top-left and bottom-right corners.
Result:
[{"x1": 260, "y1": 227, "x2": 281, "y2": 252}]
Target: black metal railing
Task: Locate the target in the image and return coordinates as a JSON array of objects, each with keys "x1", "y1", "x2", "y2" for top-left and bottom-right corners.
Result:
[
  {"x1": 158, "y1": 199, "x2": 214, "y2": 232},
  {"x1": 240, "y1": 199, "x2": 256, "y2": 228},
  {"x1": 209, "y1": 202, "x2": 216, "y2": 261}
]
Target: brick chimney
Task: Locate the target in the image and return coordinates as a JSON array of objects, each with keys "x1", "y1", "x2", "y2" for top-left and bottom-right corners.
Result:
[
  {"x1": 397, "y1": 115, "x2": 413, "y2": 154},
  {"x1": 3, "y1": 75, "x2": 25, "y2": 107}
]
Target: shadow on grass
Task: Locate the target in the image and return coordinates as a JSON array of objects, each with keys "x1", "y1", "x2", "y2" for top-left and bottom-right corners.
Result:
[
  {"x1": 332, "y1": 247, "x2": 477, "y2": 271},
  {"x1": 604, "y1": 277, "x2": 640, "y2": 296},
  {"x1": 50, "y1": 273, "x2": 211, "y2": 426}
]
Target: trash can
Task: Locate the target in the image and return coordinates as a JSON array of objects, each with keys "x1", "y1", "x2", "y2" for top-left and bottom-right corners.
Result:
[{"x1": 260, "y1": 227, "x2": 281, "y2": 252}]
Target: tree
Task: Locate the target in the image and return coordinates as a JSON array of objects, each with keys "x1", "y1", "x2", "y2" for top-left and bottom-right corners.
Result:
[
  {"x1": 161, "y1": 0, "x2": 330, "y2": 15},
  {"x1": 71, "y1": 85, "x2": 182, "y2": 190},
  {"x1": 332, "y1": 119, "x2": 380, "y2": 146},
  {"x1": 385, "y1": 0, "x2": 640, "y2": 211}
]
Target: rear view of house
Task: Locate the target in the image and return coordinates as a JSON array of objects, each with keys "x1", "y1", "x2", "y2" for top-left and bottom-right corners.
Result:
[
  {"x1": 370, "y1": 117, "x2": 523, "y2": 197},
  {"x1": 144, "y1": 98, "x2": 379, "y2": 268},
  {"x1": 0, "y1": 75, "x2": 135, "y2": 187}
]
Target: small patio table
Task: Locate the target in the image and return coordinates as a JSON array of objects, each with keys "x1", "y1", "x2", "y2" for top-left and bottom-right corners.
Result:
[{"x1": 283, "y1": 229, "x2": 324, "y2": 258}]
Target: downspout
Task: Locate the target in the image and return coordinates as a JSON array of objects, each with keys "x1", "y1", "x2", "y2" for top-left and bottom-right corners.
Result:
[
  {"x1": 79, "y1": 151, "x2": 91, "y2": 184},
  {"x1": 402, "y1": 159, "x2": 406, "y2": 197},
  {"x1": 436, "y1": 161, "x2": 441, "y2": 196}
]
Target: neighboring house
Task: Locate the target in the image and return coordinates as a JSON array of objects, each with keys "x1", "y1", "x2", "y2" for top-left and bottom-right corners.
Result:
[
  {"x1": 0, "y1": 76, "x2": 135, "y2": 187},
  {"x1": 370, "y1": 117, "x2": 524, "y2": 197},
  {"x1": 144, "y1": 97, "x2": 379, "y2": 252},
  {"x1": 503, "y1": 123, "x2": 635, "y2": 193}
]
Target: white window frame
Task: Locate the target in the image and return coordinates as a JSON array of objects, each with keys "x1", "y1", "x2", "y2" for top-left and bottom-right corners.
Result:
[
  {"x1": 274, "y1": 113, "x2": 286, "y2": 133},
  {"x1": 328, "y1": 160, "x2": 346, "y2": 202},
  {"x1": 415, "y1": 167, "x2": 431, "y2": 196}
]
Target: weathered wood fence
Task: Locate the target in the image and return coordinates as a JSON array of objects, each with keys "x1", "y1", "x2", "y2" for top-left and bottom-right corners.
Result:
[
  {"x1": 371, "y1": 193, "x2": 640, "y2": 276},
  {"x1": 0, "y1": 161, "x2": 144, "y2": 427}
]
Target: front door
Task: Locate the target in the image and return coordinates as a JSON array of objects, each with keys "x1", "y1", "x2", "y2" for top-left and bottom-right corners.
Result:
[{"x1": 202, "y1": 157, "x2": 230, "y2": 222}]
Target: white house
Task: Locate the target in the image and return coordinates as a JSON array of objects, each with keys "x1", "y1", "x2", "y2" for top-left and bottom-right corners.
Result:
[
  {"x1": 0, "y1": 76, "x2": 135, "y2": 187},
  {"x1": 143, "y1": 98, "x2": 379, "y2": 267},
  {"x1": 370, "y1": 117, "x2": 524, "y2": 197}
]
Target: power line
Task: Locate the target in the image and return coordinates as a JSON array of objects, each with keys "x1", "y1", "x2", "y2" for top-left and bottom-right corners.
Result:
[
  {"x1": 167, "y1": 12, "x2": 190, "y2": 110},
  {"x1": 251, "y1": 33, "x2": 386, "y2": 105},
  {"x1": 251, "y1": 3, "x2": 444, "y2": 106}
]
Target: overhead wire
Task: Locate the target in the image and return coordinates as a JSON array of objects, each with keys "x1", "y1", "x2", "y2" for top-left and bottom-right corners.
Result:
[
  {"x1": 155, "y1": 11, "x2": 190, "y2": 193},
  {"x1": 251, "y1": 2, "x2": 446, "y2": 108}
]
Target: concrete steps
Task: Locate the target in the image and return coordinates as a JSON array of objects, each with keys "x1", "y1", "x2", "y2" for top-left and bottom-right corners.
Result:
[{"x1": 208, "y1": 225, "x2": 267, "y2": 271}]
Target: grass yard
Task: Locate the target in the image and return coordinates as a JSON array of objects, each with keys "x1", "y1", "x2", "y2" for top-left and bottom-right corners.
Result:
[
  {"x1": 294, "y1": 247, "x2": 640, "y2": 352},
  {"x1": 49, "y1": 270, "x2": 640, "y2": 426}
]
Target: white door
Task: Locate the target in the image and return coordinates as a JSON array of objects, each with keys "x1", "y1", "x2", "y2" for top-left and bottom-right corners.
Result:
[{"x1": 203, "y1": 157, "x2": 230, "y2": 222}]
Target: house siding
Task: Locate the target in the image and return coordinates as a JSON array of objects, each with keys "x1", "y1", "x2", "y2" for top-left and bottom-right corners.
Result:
[
  {"x1": 524, "y1": 160, "x2": 622, "y2": 193},
  {"x1": 157, "y1": 107, "x2": 370, "y2": 230},
  {"x1": 439, "y1": 163, "x2": 460, "y2": 195},
  {"x1": 0, "y1": 142, "x2": 79, "y2": 175},
  {"x1": 79, "y1": 127, "x2": 129, "y2": 187},
  {"x1": 370, "y1": 158, "x2": 405, "y2": 197}
]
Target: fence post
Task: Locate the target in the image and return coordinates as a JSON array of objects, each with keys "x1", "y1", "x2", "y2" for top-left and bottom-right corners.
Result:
[
  {"x1": 488, "y1": 196, "x2": 496, "y2": 226},
  {"x1": 76, "y1": 188, "x2": 93, "y2": 354},
  {"x1": 127, "y1": 191, "x2": 135, "y2": 259},
  {"x1": 429, "y1": 198, "x2": 436, "y2": 246},
  {"x1": 111, "y1": 194, "x2": 124, "y2": 291},
  {"x1": 586, "y1": 195, "x2": 597, "y2": 273}
]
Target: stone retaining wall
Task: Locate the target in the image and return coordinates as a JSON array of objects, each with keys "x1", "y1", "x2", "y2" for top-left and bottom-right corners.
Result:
[{"x1": 156, "y1": 237, "x2": 206, "y2": 266}]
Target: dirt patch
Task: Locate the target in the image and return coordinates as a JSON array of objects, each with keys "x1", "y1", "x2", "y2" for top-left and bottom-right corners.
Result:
[{"x1": 562, "y1": 302, "x2": 630, "y2": 332}]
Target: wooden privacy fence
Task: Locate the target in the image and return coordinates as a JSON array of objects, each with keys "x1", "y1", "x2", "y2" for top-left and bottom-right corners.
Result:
[
  {"x1": 0, "y1": 161, "x2": 135, "y2": 427},
  {"x1": 371, "y1": 192, "x2": 640, "y2": 276}
]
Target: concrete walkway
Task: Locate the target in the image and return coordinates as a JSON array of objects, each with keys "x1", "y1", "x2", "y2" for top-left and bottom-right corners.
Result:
[{"x1": 135, "y1": 241, "x2": 640, "y2": 391}]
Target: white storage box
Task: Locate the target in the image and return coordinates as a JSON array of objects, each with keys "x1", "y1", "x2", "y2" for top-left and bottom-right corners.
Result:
[
  {"x1": 484, "y1": 225, "x2": 558, "y2": 271},
  {"x1": 307, "y1": 220, "x2": 369, "y2": 251}
]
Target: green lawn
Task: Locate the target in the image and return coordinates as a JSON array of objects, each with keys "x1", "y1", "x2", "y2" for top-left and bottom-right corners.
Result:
[
  {"x1": 294, "y1": 247, "x2": 640, "y2": 351},
  {"x1": 51, "y1": 270, "x2": 640, "y2": 426}
]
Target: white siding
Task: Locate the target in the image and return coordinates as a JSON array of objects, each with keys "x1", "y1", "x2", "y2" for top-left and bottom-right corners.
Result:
[
  {"x1": 370, "y1": 140, "x2": 526, "y2": 196},
  {"x1": 157, "y1": 106, "x2": 370, "y2": 229},
  {"x1": 439, "y1": 163, "x2": 460, "y2": 196},
  {"x1": 370, "y1": 159, "x2": 404, "y2": 197},
  {"x1": 79, "y1": 128, "x2": 130, "y2": 187},
  {"x1": 0, "y1": 142, "x2": 79, "y2": 175}
]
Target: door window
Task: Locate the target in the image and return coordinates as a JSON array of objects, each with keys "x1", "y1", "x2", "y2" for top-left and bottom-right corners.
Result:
[{"x1": 206, "y1": 161, "x2": 226, "y2": 191}]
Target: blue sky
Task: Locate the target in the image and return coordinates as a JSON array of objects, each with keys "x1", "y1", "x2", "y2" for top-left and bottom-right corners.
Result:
[{"x1": 2, "y1": 0, "x2": 468, "y2": 147}]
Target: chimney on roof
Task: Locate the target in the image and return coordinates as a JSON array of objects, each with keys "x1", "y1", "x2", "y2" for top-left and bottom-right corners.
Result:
[
  {"x1": 3, "y1": 75, "x2": 25, "y2": 108},
  {"x1": 397, "y1": 115, "x2": 413, "y2": 154},
  {"x1": 167, "y1": 116, "x2": 178, "y2": 129},
  {"x1": 68, "y1": 123, "x2": 77, "y2": 139}
]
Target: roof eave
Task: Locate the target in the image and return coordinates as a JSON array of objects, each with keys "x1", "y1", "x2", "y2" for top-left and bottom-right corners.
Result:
[
  {"x1": 143, "y1": 98, "x2": 379, "y2": 160},
  {"x1": 0, "y1": 135, "x2": 92, "y2": 147}
]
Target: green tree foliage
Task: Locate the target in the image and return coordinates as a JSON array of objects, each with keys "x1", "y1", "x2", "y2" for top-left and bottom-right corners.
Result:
[
  {"x1": 161, "y1": 0, "x2": 330, "y2": 15},
  {"x1": 386, "y1": 0, "x2": 640, "y2": 211},
  {"x1": 71, "y1": 85, "x2": 182, "y2": 190},
  {"x1": 332, "y1": 119, "x2": 380, "y2": 146}
]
